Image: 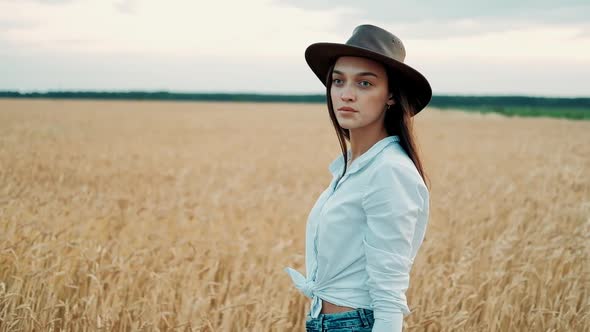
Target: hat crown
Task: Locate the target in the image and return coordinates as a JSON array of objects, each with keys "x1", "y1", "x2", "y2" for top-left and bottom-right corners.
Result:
[{"x1": 346, "y1": 24, "x2": 406, "y2": 63}]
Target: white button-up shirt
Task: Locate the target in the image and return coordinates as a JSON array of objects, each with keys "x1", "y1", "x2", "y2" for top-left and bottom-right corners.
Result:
[{"x1": 284, "y1": 135, "x2": 430, "y2": 332}]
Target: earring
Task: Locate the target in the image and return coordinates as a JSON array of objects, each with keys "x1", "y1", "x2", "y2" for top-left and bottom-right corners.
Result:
[{"x1": 386, "y1": 104, "x2": 391, "y2": 110}]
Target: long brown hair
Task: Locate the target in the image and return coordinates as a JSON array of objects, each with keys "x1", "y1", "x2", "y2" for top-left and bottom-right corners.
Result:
[{"x1": 325, "y1": 60, "x2": 431, "y2": 190}]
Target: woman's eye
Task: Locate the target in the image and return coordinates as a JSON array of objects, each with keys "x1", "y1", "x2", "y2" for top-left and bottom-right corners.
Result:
[
  {"x1": 333, "y1": 78, "x2": 342, "y2": 84},
  {"x1": 359, "y1": 81, "x2": 372, "y2": 87}
]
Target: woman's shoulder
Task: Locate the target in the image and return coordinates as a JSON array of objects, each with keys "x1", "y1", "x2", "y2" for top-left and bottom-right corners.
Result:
[
  {"x1": 371, "y1": 143, "x2": 420, "y2": 176},
  {"x1": 366, "y1": 143, "x2": 428, "y2": 195}
]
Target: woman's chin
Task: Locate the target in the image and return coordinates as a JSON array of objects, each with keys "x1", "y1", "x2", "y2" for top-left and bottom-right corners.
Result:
[{"x1": 337, "y1": 121, "x2": 359, "y2": 130}]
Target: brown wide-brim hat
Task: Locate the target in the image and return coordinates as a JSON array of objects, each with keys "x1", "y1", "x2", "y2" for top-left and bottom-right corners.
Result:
[{"x1": 305, "y1": 24, "x2": 432, "y2": 116}]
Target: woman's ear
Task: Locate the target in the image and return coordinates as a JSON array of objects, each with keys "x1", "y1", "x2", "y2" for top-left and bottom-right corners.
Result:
[{"x1": 388, "y1": 93, "x2": 395, "y2": 105}]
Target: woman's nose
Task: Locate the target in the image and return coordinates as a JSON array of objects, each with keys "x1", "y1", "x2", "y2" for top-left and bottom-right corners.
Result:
[{"x1": 340, "y1": 85, "x2": 356, "y2": 101}]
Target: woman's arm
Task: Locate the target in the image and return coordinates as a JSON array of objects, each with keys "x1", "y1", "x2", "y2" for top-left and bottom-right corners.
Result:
[{"x1": 361, "y1": 161, "x2": 426, "y2": 332}]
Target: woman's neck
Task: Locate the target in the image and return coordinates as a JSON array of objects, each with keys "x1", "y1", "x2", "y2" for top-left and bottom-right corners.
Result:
[{"x1": 348, "y1": 126, "x2": 389, "y2": 163}]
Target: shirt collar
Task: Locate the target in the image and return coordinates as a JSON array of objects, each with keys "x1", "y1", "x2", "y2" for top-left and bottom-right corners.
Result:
[{"x1": 328, "y1": 135, "x2": 400, "y2": 176}]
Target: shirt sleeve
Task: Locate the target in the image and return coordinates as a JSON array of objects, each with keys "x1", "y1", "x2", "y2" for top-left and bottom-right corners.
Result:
[{"x1": 361, "y1": 161, "x2": 426, "y2": 332}]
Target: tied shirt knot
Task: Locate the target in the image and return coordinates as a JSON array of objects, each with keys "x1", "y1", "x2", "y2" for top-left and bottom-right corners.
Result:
[
  {"x1": 284, "y1": 267, "x2": 324, "y2": 318},
  {"x1": 284, "y1": 267, "x2": 315, "y2": 298}
]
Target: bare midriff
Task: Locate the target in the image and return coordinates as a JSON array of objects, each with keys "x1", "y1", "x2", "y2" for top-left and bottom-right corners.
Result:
[{"x1": 321, "y1": 299, "x2": 356, "y2": 314}]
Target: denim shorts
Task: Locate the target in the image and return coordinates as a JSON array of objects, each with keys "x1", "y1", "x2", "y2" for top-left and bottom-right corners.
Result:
[{"x1": 305, "y1": 307, "x2": 374, "y2": 332}]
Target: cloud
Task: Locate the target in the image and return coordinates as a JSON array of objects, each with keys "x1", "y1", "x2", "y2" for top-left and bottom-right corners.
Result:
[
  {"x1": 113, "y1": 0, "x2": 137, "y2": 15},
  {"x1": 0, "y1": 18, "x2": 39, "y2": 30},
  {"x1": 273, "y1": 0, "x2": 590, "y2": 38},
  {"x1": 273, "y1": 0, "x2": 590, "y2": 23},
  {"x1": 0, "y1": 0, "x2": 75, "y2": 4},
  {"x1": 0, "y1": 0, "x2": 354, "y2": 56}
]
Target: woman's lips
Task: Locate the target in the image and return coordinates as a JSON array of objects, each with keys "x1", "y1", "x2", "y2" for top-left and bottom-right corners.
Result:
[{"x1": 337, "y1": 107, "x2": 358, "y2": 112}]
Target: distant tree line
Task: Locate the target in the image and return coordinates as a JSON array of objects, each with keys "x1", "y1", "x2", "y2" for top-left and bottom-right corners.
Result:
[
  {"x1": 430, "y1": 95, "x2": 589, "y2": 109},
  {"x1": 0, "y1": 90, "x2": 588, "y2": 109},
  {"x1": 0, "y1": 91, "x2": 325, "y2": 103}
]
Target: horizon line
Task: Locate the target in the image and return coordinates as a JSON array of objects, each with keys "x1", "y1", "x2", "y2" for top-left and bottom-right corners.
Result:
[{"x1": 0, "y1": 90, "x2": 589, "y2": 99}]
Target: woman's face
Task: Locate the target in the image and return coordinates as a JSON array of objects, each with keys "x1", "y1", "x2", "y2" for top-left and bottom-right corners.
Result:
[{"x1": 330, "y1": 56, "x2": 394, "y2": 131}]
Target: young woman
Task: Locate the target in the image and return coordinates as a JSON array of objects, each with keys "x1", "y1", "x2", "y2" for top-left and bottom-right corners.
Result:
[{"x1": 284, "y1": 24, "x2": 432, "y2": 332}]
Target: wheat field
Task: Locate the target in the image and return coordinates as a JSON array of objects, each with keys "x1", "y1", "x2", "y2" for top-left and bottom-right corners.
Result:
[{"x1": 0, "y1": 98, "x2": 588, "y2": 331}]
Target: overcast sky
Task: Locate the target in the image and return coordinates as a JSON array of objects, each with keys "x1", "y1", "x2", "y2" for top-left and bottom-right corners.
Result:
[{"x1": 1, "y1": 0, "x2": 589, "y2": 96}]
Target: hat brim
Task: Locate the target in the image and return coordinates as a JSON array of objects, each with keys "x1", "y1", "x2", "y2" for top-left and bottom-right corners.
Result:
[{"x1": 305, "y1": 42, "x2": 432, "y2": 115}]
